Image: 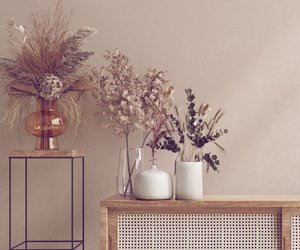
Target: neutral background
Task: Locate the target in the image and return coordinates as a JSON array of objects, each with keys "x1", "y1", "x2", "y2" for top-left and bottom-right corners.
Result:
[{"x1": 1, "y1": 0, "x2": 300, "y2": 249}]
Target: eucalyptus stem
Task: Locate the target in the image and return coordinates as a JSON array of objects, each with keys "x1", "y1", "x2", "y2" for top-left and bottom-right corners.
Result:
[{"x1": 151, "y1": 146, "x2": 155, "y2": 165}]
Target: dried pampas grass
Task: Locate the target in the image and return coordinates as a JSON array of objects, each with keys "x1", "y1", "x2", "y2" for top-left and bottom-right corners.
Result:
[{"x1": 0, "y1": 0, "x2": 97, "y2": 133}]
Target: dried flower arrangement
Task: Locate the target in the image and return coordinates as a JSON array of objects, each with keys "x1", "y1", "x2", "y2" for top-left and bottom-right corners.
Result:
[
  {"x1": 97, "y1": 49, "x2": 147, "y2": 147},
  {"x1": 0, "y1": 0, "x2": 97, "y2": 131},
  {"x1": 97, "y1": 49, "x2": 145, "y2": 196},
  {"x1": 97, "y1": 49, "x2": 175, "y2": 195},
  {"x1": 157, "y1": 88, "x2": 228, "y2": 171},
  {"x1": 97, "y1": 48, "x2": 228, "y2": 197}
]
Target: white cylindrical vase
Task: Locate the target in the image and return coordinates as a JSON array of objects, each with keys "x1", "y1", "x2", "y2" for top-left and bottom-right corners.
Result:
[
  {"x1": 134, "y1": 165, "x2": 173, "y2": 200},
  {"x1": 175, "y1": 161, "x2": 203, "y2": 200}
]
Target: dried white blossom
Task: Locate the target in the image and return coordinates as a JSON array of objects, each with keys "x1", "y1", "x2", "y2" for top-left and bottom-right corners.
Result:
[
  {"x1": 140, "y1": 68, "x2": 174, "y2": 130},
  {"x1": 36, "y1": 74, "x2": 63, "y2": 100},
  {"x1": 97, "y1": 49, "x2": 146, "y2": 136},
  {"x1": 7, "y1": 18, "x2": 16, "y2": 27},
  {"x1": 16, "y1": 25, "x2": 25, "y2": 34},
  {"x1": 97, "y1": 49, "x2": 175, "y2": 147}
]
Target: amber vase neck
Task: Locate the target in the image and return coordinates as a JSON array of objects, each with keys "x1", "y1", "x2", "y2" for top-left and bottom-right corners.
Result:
[{"x1": 36, "y1": 98, "x2": 58, "y2": 112}]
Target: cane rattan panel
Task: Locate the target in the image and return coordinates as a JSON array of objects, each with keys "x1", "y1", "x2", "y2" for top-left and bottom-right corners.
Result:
[
  {"x1": 118, "y1": 213, "x2": 282, "y2": 250},
  {"x1": 291, "y1": 215, "x2": 300, "y2": 250}
]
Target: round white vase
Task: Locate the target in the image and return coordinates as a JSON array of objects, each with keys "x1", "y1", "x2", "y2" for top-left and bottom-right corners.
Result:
[
  {"x1": 175, "y1": 161, "x2": 203, "y2": 200},
  {"x1": 134, "y1": 165, "x2": 173, "y2": 200}
]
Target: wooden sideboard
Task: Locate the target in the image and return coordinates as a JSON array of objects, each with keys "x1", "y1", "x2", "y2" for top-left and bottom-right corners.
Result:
[{"x1": 100, "y1": 196, "x2": 300, "y2": 250}]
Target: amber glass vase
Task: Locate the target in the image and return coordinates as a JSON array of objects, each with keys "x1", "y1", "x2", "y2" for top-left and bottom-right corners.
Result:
[{"x1": 25, "y1": 98, "x2": 68, "y2": 150}]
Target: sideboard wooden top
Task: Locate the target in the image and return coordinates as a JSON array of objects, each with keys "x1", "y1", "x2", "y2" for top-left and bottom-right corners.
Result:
[
  {"x1": 101, "y1": 195, "x2": 300, "y2": 208},
  {"x1": 9, "y1": 149, "x2": 84, "y2": 157}
]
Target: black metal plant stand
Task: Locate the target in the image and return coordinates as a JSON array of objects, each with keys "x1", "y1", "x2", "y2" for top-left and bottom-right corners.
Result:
[{"x1": 8, "y1": 150, "x2": 84, "y2": 250}]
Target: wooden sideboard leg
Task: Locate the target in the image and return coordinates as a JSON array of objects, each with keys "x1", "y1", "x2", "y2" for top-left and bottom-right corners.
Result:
[
  {"x1": 100, "y1": 206, "x2": 109, "y2": 250},
  {"x1": 282, "y1": 208, "x2": 292, "y2": 250}
]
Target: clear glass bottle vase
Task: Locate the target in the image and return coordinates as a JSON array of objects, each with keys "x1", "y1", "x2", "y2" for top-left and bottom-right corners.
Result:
[{"x1": 117, "y1": 148, "x2": 143, "y2": 197}]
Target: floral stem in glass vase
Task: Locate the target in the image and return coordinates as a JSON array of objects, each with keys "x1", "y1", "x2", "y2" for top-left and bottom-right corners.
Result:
[
  {"x1": 123, "y1": 131, "x2": 150, "y2": 196},
  {"x1": 117, "y1": 147, "x2": 143, "y2": 198},
  {"x1": 125, "y1": 133, "x2": 133, "y2": 196}
]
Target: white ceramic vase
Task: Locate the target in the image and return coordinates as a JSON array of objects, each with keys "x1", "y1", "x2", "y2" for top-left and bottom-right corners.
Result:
[
  {"x1": 175, "y1": 161, "x2": 203, "y2": 200},
  {"x1": 134, "y1": 165, "x2": 173, "y2": 200}
]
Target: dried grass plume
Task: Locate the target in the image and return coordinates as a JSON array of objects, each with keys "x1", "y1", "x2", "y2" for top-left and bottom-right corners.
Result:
[{"x1": 0, "y1": 0, "x2": 98, "y2": 133}]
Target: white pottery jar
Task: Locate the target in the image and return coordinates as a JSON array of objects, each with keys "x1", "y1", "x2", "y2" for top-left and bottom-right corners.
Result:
[
  {"x1": 134, "y1": 165, "x2": 173, "y2": 200},
  {"x1": 175, "y1": 161, "x2": 203, "y2": 200}
]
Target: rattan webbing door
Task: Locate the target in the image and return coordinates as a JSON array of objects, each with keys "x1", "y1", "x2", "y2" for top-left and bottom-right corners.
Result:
[{"x1": 118, "y1": 213, "x2": 281, "y2": 250}]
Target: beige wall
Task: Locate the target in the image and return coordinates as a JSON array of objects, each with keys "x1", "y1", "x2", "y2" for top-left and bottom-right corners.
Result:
[{"x1": 1, "y1": 0, "x2": 300, "y2": 249}]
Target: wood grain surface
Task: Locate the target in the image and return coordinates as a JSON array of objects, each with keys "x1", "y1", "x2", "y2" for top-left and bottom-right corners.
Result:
[{"x1": 9, "y1": 149, "x2": 84, "y2": 157}]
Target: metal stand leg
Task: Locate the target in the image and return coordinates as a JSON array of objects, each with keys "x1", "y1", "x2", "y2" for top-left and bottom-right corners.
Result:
[
  {"x1": 71, "y1": 158, "x2": 74, "y2": 250},
  {"x1": 25, "y1": 158, "x2": 28, "y2": 250},
  {"x1": 82, "y1": 157, "x2": 85, "y2": 250},
  {"x1": 9, "y1": 158, "x2": 11, "y2": 250}
]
